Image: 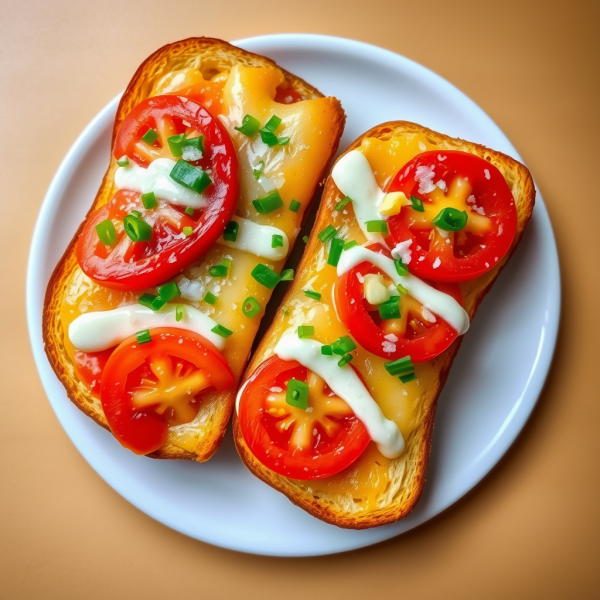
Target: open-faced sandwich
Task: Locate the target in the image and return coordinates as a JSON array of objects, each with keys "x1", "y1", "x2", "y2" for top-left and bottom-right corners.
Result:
[
  {"x1": 234, "y1": 121, "x2": 535, "y2": 528},
  {"x1": 43, "y1": 37, "x2": 345, "y2": 460}
]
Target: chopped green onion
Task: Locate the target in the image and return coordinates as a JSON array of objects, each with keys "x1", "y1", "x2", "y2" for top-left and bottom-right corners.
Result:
[
  {"x1": 396, "y1": 283, "x2": 409, "y2": 295},
  {"x1": 242, "y1": 296, "x2": 261, "y2": 317},
  {"x1": 259, "y1": 129, "x2": 279, "y2": 146},
  {"x1": 116, "y1": 156, "x2": 129, "y2": 167},
  {"x1": 183, "y1": 226, "x2": 193, "y2": 237},
  {"x1": 167, "y1": 133, "x2": 186, "y2": 157},
  {"x1": 278, "y1": 137, "x2": 290, "y2": 146},
  {"x1": 338, "y1": 354, "x2": 353, "y2": 368},
  {"x1": 138, "y1": 293, "x2": 163, "y2": 311},
  {"x1": 281, "y1": 269, "x2": 294, "y2": 281},
  {"x1": 223, "y1": 220, "x2": 239, "y2": 242},
  {"x1": 264, "y1": 115, "x2": 282, "y2": 132},
  {"x1": 123, "y1": 214, "x2": 152, "y2": 242},
  {"x1": 335, "y1": 196, "x2": 352, "y2": 211},
  {"x1": 141, "y1": 192, "x2": 157, "y2": 209},
  {"x1": 286, "y1": 378, "x2": 309, "y2": 409},
  {"x1": 175, "y1": 304, "x2": 184, "y2": 322},
  {"x1": 297, "y1": 325, "x2": 314, "y2": 339},
  {"x1": 399, "y1": 372, "x2": 417, "y2": 384},
  {"x1": 410, "y1": 195, "x2": 425, "y2": 212},
  {"x1": 234, "y1": 114, "x2": 260, "y2": 136},
  {"x1": 95, "y1": 219, "x2": 117, "y2": 246},
  {"x1": 384, "y1": 356, "x2": 415, "y2": 376},
  {"x1": 321, "y1": 345, "x2": 333, "y2": 355},
  {"x1": 251, "y1": 264, "x2": 281, "y2": 288},
  {"x1": 209, "y1": 264, "x2": 228, "y2": 277},
  {"x1": 332, "y1": 336, "x2": 356, "y2": 355},
  {"x1": 365, "y1": 220, "x2": 389, "y2": 233},
  {"x1": 211, "y1": 324, "x2": 233, "y2": 338},
  {"x1": 130, "y1": 210, "x2": 142, "y2": 218},
  {"x1": 253, "y1": 160, "x2": 265, "y2": 180},
  {"x1": 222, "y1": 257, "x2": 232, "y2": 268},
  {"x1": 327, "y1": 237, "x2": 345, "y2": 267},
  {"x1": 182, "y1": 135, "x2": 204, "y2": 153},
  {"x1": 252, "y1": 190, "x2": 283, "y2": 214},
  {"x1": 281, "y1": 306, "x2": 289, "y2": 315},
  {"x1": 343, "y1": 240, "x2": 358, "y2": 251},
  {"x1": 141, "y1": 128, "x2": 158, "y2": 145},
  {"x1": 304, "y1": 289, "x2": 321, "y2": 301},
  {"x1": 136, "y1": 329, "x2": 152, "y2": 344},
  {"x1": 170, "y1": 160, "x2": 212, "y2": 193},
  {"x1": 302, "y1": 235, "x2": 309, "y2": 244},
  {"x1": 289, "y1": 199, "x2": 301, "y2": 212},
  {"x1": 378, "y1": 296, "x2": 401, "y2": 320},
  {"x1": 157, "y1": 281, "x2": 180, "y2": 303},
  {"x1": 184, "y1": 206, "x2": 195, "y2": 217},
  {"x1": 272, "y1": 234, "x2": 284, "y2": 248},
  {"x1": 432, "y1": 207, "x2": 468, "y2": 231},
  {"x1": 394, "y1": 258, "x2": 408, "y2": 277},
  {"x1": 204, "y1": 291, "x2": 218, "y2": 305},
  {"x1": 318, "y1": 224, "x2": 337, "y2": 243}
]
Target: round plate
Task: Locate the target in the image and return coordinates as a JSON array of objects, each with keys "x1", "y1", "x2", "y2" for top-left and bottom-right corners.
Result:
[{"x1": 27, "y1": 34, "x2": 560, "y2": 556}]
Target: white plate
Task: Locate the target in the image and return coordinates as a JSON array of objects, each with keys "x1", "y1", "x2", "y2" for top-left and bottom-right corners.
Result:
[{"x1": 27, "y1": 34, "x2": 560, "y2": 556}]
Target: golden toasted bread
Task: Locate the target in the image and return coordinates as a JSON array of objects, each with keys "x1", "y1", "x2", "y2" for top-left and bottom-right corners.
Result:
[
  {"x1": 234, "y1": 121, "x2": 535, "y2": 528},
  {"x1": 43, "y1": 37, "x2": 344, "y2": 461}
]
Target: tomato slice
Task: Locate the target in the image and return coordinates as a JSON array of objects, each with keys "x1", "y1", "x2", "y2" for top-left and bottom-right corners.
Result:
[
  {"x1": 74, "y1": 347, "x2": 114, "y2": 395},
  {"x1": 387, "y1": 151, "x2": 517, "y2": 282},
  {"x1": 335, "y1": 244, "x2": 463, "y2": 362},
  {"x1": 77, "y1": 95, "x2": 238, "y2": 291},
  {"x1": 100, "y1": 327, "x2": 234, "y2": 455},
  {"x1": 238, "y1": 356, "x2": 371, "y2": 480}
]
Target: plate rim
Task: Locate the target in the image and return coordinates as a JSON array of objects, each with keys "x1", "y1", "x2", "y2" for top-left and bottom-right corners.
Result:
[{"x1": 26, "y1": 33, "x2": 561, "y2": 556}]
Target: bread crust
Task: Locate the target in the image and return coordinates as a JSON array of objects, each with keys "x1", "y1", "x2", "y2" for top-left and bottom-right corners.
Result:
[
  {"x1": 233, "y1": 120, "x2": 535, "y2": 528},
  {"x1": 42, "y1": 37, "x2": 345, "y2": 462}
]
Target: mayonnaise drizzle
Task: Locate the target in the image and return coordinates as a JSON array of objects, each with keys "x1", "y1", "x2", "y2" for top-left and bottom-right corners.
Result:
[
  {"x1": 271, "y1": 334, "x2": 405, "y2": 459},
  {"x1": 115, "y1": 158, "x2": 206, "y2": 208},
  {"x1": 218, "y1": 216, "x2": 289, "y2": 261},
  {"x1": 338, "y1": 246, "x2": 470, "y2": 335},
  {"x1": 68, "y1": 303, "x2": 225, "y2": 352},
  {"x1": 331, "y1": 150, "x2": 387, "y2": 246}
]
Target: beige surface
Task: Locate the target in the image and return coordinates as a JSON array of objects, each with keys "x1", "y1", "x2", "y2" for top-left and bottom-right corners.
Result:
[{"x1": 0, "y1": 0, "x2": 598, "y2": 598}]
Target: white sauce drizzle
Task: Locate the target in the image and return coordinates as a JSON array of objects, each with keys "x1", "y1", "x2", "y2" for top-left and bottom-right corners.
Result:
[
  {"x1": 68, "y1": 303, "x2": 225, "y2": 352},
  {"x1": 338, "y1": 246, "x2": 470, "y2": 335},
  {"x1": 331, "y1": 150, "x2": 387, "y2": 246},
  {"x1": 272, "y1": 335, "x2": 405, "y2": 459},
  {"x1": 115, "y1": 158, "x2": 206, "y2": 208},
  {"x1": 218, "y1": 216, "x2": 289, "y2": 261}
]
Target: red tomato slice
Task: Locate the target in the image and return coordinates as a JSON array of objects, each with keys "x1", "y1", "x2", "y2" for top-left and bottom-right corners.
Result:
[
  {"x1": 100, "y1": 327, "x2": 234, "y2": 455},
  {"x1": 74, "y1": 347, "x2": 114, "y2": 395},
  {"x1": 387, "y1": 151, "x2": 517, "y2": 282},
  {"x1": 238, "y1": 356, "x2": 371, "y2": 480},
  {"x1": 336, "y1": 246, "x2": 463, "y2": 363},
  {"x1": 77, "y1": 95, "x2": 238, "y2": 291}
]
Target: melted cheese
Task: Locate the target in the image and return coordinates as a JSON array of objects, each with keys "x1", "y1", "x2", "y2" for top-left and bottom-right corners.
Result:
[{"x1": 60, "y1": 64, "x2": 341, "y2": 454}]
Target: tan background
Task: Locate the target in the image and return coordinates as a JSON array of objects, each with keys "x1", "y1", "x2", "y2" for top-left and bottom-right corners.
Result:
[{"x1": 1, "y1": 0, "x2": 598, "y2": 598}]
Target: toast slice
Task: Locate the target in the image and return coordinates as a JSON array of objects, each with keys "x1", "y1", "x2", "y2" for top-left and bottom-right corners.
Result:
[
  {"x1": 233, "y1": 121, "x2": 535, "y2": 528},
  {"x1": 43, "y1": 37, "x2": 344, "y2": 461}
]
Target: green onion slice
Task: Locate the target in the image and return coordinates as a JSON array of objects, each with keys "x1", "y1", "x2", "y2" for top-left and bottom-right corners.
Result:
[
  {"x1": 394, "y1": 258, "x2": 408, "y2": 277},
  {"x1": 136, "y1": 329, "x2": 152, "y2": 344},
  {"x1": 234, "y1": 114, "x2": 260, "y2": 136},
  {"x1": 209, "y1": 264, "x2": 228, "y2": 277},
  {"x1": 399, "y1": 372, "x2": 417, "y2": 384},
  {"x1": 203, "y1": 291, "x2": 218, "y2": 305},
  {"x1": 251, "y1": 264, "x2": 281, "y2": 288},
  {"x1": 281, "y1": 269, "x2": 294, "y2": 281},
  {"x1": 116, "y1": 156, "x2": 129, "y2": 167},
  {"x1": 343, "y1": 240, "x2": 358, "y2": 251},
  {"x1": 321, "y1": 345, "x2": 333, "y2": 356},
  {"x1": 170, "y1": 160, "x2": 212, "y2": 194},
  {"x1": 272, "y1": 234, "x2": 284, "y2": 248},
  {"x1": 331, "y1": 335, "x2": 356, "y2": 355},
  {"x1": 302, "y1": 235, "x2": 309, "y2": 244},
  {"x1": 432, "y1": 207, "x2": 468, "y2": 231},
  {"x1": 222, "y1": 258, "x2": 232, "y2": 268},
  {"x1": 396, "y1": 283, "x2": 409, "y2": 295},
  {"x1": 365, "y1": 220, "x2": 389, "y2": 233},
  {"x1": 123, "y1": 215, "x2": 152, "y2": 242},
  {"x1": 167, "y1": 133, "x2": 186, "y2": 157},
  {"x1": 242, "y1": 296, "x2": 261, "y2": 317},
  {"x1": 337, "y1": 354, "x2": 353, "y2": 368},
  {"x1": 95, "y1": 219, "x2": 117, "y2": 246},
  {"x1": 289, "y1": 199, "x2": 301, "y2": 213},
  {"x1": 304, "y1": 289, "x2": 321, "y2": 301},
  {"x1": 259, "y1": 129, "x2": 279, "y2": 146},
  {"x1": 286, "y1": 378, "x2": 309, "y2": 409},
  {"x1": 211, "y1": 324, "x2": 233, "y2": 338},
  {"x1": 297, "y1": 325, "x2": 314, "y2": 339},
  {"x1": 141, "y1": 128, "x2": 158, "y2": 145},
  {"x1": 138, "y1": 293, "x2": 163, "y2": 311},
  {"x1": 252, "y1": 190, "x2": 283, "y2": 214},
  {"x1": 327, "y1": 237, "x2": 345, "y2": 267},
  {"x1": 175, "y1": 305, "x2": 184, "y2": 322},
  {"x1": 318, "y1": 224, "x2": 337, "y2": 242},
  {"x1": 378, "y1": 296, "x2": 401, "y2": 320},
  {"x1": 264, "y1": 115, "x2": 282, "y2": 132},
  {"x1": 223, "y1": 220, "x2": 239, "y2": 242},
  {"x1": 384, "y1": 356, "x2": 415, "y2": 376},
  {"x1": 182, "y1": 226, "x2": 193, "y2": 237},
  {"x1": 278, "y1": 137, "x2": 290, "y2": 146},
  {"x1": 410, "y1": 195, "x2": 425, "y2": 212},
  {"x1": 157, "y1": 281, "x2": 180, "y2": 303},
  {"x1": 184, "y1": 206, "x2": 195, "y2": 216},
  {"x1": 335, "y1": 196, "x2": 352, "y2": 211},
  {"x1": 141, "y1": 192, "x2": 157, "y2": 209}
]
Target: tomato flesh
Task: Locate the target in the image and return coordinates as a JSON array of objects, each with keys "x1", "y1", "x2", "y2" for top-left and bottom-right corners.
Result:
[
  {"x1": 387, "y1": 151, "x2": 518, "y2": 282},
  {"x1": 77, "y1": 95, "x2": 238, "y2": 291},
  {"x1": 74, "y1": 347, "x2": 114, "y2": 395},
  {"x1": 100, "y1": 327, "x2": 234, "y2": 455},
  {"x1": 238, "y1": 356, "x2": 371, "y2": 480}
]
